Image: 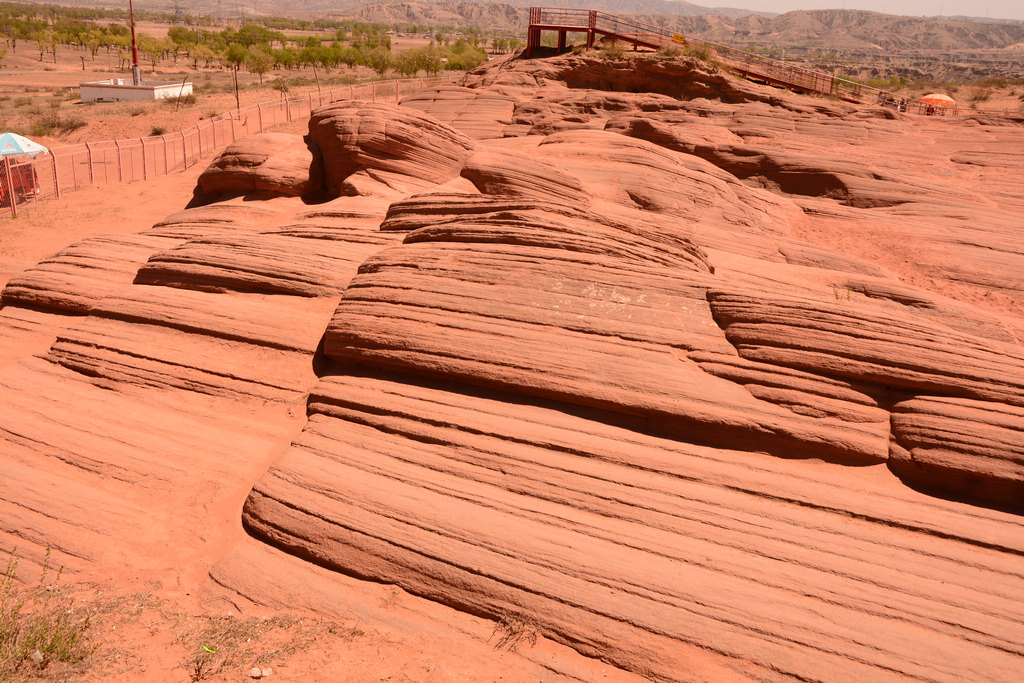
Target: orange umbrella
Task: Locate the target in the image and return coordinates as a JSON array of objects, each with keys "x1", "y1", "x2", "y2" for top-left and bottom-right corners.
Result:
[{"x1": 920, "y1": 93, "x2": 956, "y2": 106}]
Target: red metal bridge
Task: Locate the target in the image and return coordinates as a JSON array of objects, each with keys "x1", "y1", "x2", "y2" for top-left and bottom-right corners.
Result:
[{"x1": 526, "y1": 7, "x2": 895, "y2": 103}]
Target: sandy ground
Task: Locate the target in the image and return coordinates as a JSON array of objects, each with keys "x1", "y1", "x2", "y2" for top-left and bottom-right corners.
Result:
[
  {"x1": 0, "y1": 29, "x2": 439, "y2": 150},
  {"x1": 0, "y1": 163, "x2": 205, "y2": 290}
]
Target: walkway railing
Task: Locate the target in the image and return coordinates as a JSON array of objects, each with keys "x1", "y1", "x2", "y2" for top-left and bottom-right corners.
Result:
[
  {"x1": 1, "y1": 76, "x2": 450, "y2": 218},
  {"x1": 527, "y1": 7, "x2": 893, "y2": 103}
]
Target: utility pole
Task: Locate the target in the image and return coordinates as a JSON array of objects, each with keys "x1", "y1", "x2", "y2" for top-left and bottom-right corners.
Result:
[{"x1": 129, "y1": 0, "x2": 141, "y2": 85}]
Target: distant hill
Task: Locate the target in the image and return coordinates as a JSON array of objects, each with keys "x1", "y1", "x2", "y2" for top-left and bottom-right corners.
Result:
[
  {"x1": 334, "y1": 1, "x2": 765, "y2": 29},
  {"x1": 492, "y1": 0, "x2": 773, "y2": 19},
  {"x1": 335, "y1": 3, "x2": 1024, "y2": 51},
  {"x1": 640, "y1": 9, "x2": 1024, "y2": 51},
  {"x1": 27, "y1": 0, "x2": 1024, "y2": 52},
  {"x1": 339, "y1": 1, "x2": 527, "y2": 27}
]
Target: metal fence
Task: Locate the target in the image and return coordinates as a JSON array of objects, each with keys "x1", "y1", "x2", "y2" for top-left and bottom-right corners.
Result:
[
  {"x1": 1, "y1": 76, "x2": 450, "y2": 218},
  {"x1": 527, "y1": 7, "x2": 891, "y2": 103}
]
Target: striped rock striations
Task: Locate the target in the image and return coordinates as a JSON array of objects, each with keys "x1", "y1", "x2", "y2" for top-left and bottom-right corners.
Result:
[{"x1": 2, "y1": 52, "x2": 1022, "y2": 680}]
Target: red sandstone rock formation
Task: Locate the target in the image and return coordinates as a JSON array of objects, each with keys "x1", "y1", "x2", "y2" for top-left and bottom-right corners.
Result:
[{"x1": 1, "y1": 52, "x2": 1022, "y2": 680}]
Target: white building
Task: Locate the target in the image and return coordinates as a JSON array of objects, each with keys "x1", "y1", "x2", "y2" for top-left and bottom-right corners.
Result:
[{"x1": 80, "y1": 79, "x2": 193, "y2": 103}]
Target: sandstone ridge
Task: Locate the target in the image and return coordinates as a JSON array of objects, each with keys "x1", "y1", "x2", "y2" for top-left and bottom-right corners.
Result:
[{"x1": 1, "y1": 51, "x2": 1022, "y2": 680}]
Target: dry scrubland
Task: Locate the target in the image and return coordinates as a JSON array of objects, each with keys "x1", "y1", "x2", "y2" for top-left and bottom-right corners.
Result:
[
  {"x1": 0, "y1": 24, "x2": 437, "y2": 148},
  {"x1": 1, "y1": 29, "x2": 1023, "y2": 683}
]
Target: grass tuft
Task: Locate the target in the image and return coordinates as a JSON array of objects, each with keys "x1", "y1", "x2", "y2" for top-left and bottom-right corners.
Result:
[
  {"x1": 0, "y1": 547, "x2": 96, "y2": 678},
  {"x1": 30, "y1": 112, "x2": 86, "y2": 137},
  {"x1": 489, "y1": 609, "x2": 539, "y2": 652},
  {"x1": 600, "y1": 40, "x2": 626, "y2": 60},
  {"x1": 162, "y1": 93, "x2": 198, "y2": 108},
  {"x1": 178, "y1": 613, "x2": 363, "y2": 681}
]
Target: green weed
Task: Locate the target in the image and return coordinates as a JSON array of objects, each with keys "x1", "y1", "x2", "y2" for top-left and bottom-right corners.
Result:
[{"x1": 0, "y1": 548, "x2": 96, "y2": 678}]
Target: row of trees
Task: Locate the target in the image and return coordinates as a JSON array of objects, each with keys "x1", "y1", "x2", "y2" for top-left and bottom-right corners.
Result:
[
  {"x1": 0, "y1": 4, "x2": 522, "y2": 79},
  {"x1": 221, "y1": 39, "x2": 492, "y2": 84}
]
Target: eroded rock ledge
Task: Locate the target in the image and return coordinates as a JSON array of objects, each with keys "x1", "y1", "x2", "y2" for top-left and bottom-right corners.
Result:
[{"x1": 1, "y1": 51, "x2": 1022, "y2": 681}]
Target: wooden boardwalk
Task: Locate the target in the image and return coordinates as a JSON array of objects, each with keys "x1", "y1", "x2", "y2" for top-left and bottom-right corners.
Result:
[{"x1": 526, "y1": 7, "x2": 894, "y2": 103}]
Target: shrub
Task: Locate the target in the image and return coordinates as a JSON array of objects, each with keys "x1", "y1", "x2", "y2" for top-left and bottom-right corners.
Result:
[
  {"x1": 490, "y1": 609, "x2": 539, "y2": 651},
  {"x1": 163, "y1": 93, "x2": 198, "y2": 107},
  {"x1": 973, "y1": 76, "x2": 1007, "y2": 88},
  {"x1": 601, "y1": 40, "x2": 625, "y2": 60},
  {"x1": 0, "y1": 548, "x2": 96, "y2": 677},
  {"x1": 684, "y1": 44, "x2": 714, "y2": 63},
  {"x1": 657, "y1": 44, "x2": 682, "y2": 58},
  {"x1": 150, "y1": 125, "x2": 167, "y2": 136},
  {"x1": 969, "y1": 87, "x2": 992, "y2": 103},
  {"x1": 30, "y1": 112, "x2": 86, "y2": 137}
]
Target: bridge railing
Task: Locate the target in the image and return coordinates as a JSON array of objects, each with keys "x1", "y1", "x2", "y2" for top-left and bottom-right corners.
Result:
[
  {"x1": 530, "y1": 7, "x2": 890, "y2": 102},
  {"x1": 529, "y1": 7, "x2": 592, "y2": 28}
]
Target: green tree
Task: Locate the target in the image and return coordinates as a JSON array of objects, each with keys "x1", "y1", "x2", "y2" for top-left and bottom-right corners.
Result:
[
  {"x1": 33, "y1": 30, "x2": 46, "y2": 61},
  {"x1": 168, "y1": 26, "x2": 198, "y2": 54},
  {"x1": 85, "y1": 29, "x2": 102, "y2": 58},
  {"x1": 190, "y1": 43, "x2": 216, "y2": 69},
  {"x1": 363, "y1": 46, "x2": 390, "y2": 77},
  {"x1": 245, "y1": 46, "x2": 272, "y2": 84},
  {"x1": 225, "y1": 43, "x2": 247, "y2": 109},
  {"x1": 393, "y1": 48, "x2": 421, "y2": 77},
  {"x1": 337, "y1": 46, "x2": 362, "y2": 69},
  {"x1": 225, "y1": 42, "x2": 248, "y2": 72},
  {"x1": 273, "y1": 46, "x2": 297, "y2": 70}
]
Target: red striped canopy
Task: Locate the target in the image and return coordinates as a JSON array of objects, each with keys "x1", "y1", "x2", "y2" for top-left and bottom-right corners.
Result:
[{"x1": 920, "y1": 93, "x2": 956, "y2": 106}]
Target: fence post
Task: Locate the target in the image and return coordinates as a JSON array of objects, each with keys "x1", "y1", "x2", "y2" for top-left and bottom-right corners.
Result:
[
  {"x1": 257, "y1": 103, "x2": 264, "y2": 133},
  {"x1": 140, "y1": 138, "x2": 148, "y2": 181},
  {"x1": 51, "y1": 152, "x2": 61, "y2": 200},
  {"x1": 85, "y1": 142, "x2": 95, "y2": 184},
  {"x1": 372, "y1": 81, "x2": 376, "y2": 102},
  {"x1": 195, "y1": 124, "x2": 202, "y2": 161},
  {"x1": 3, "y1": 158, "x2": 15, "y2": 218},
  {"x1": 395, "y1": 79, "x2": 400, "y2": 102},
  {"x1": 349, "y1": 85, "x2": 354, "y2": 100},
  {"x1": 230, "y1": 111, "x2": 237, "y2": 142},
  {"x1": 181, "y1": 131, "x2": 188, "y2": 169},
  {"x1": 115, "y1": 140, "x2": 123, "y2": 183},
  {"x1": 163, "y1": 135, "x2": 169, "y2": 175},
  {"x1": 285, "y1": 97, "x2": 291, "y2": 122},
  {"x1": 212, "y1": 117, "x2": 218, "y2": 149}
]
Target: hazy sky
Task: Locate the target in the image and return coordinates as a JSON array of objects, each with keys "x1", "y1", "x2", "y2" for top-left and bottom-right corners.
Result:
[{"x1": 716, "y1": 1, "x2": 1024, "y2": 21}]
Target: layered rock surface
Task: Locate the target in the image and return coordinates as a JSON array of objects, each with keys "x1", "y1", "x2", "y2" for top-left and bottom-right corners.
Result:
[{"x1": 1, "y1": 52, "x2": 1022, "y2": 680}]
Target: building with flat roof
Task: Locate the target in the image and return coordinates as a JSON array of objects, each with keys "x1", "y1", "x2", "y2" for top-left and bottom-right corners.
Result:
[{"x1": 80, "y1": 78, "x2": 193, "y2": 103}]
